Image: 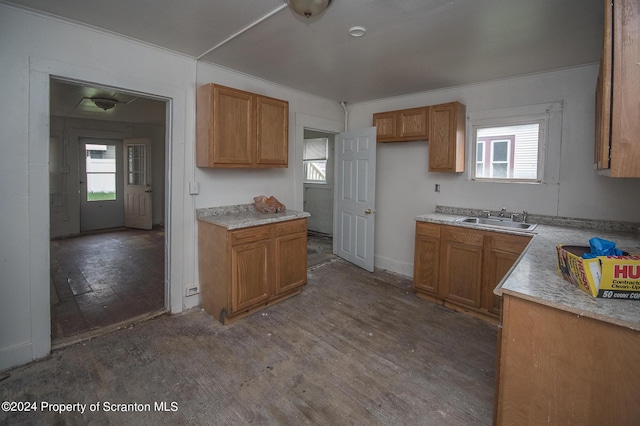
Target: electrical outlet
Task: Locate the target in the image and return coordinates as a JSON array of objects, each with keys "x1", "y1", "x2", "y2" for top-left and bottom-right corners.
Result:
[
  {"x1": 435, "y1": 184, "x2": 440, "y2": 192},
  {"x1": 185, "y1": 285, "x2": 199, "y2": 296}
]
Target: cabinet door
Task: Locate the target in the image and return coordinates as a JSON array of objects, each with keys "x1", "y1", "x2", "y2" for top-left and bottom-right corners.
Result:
[
  {"x1": 399, "y1": 107, "x2": 428, "y2": 140},
  {"x1": 212, "y1": 86, "x2": 254, "y2": 166},
  {"x1": 609, "y1": 0, "x2": 640, "y2": 177},
  {"x1": 373, "y1": 111, "x2": 397, "y2": 142},
  {"x1": 594, "y1": 0, "x2": 612, "y2": 171},
  {"x1": 441, "y1": 226, "x2": 483, "y2": 307},
  {"x1": 275, "y1": 232, "x2": 307, "y2": 294},
  {"x1": 428, "y1": 102, "x2": 465, "y2": 172},
  {"x1": 231, "y1": 239, "x2": 271, "y2": 313},
  {"x1": 256, "y1": 96, "x2": 288, "y2": 167},
  {"x1": 274, "y1": 219, "x2": 307, "y2": 294},
  {"x1": 484, "y1": 233, "x2": 531, "y2": 315},
  {"x1": 413, "y1": 222, "x2": 441, "y2": 296}
]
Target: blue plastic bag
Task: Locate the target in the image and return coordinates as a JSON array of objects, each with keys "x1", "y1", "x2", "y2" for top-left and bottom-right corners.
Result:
[{"x1": 582, "y1": 237, "x2": 623, "y2": 259}]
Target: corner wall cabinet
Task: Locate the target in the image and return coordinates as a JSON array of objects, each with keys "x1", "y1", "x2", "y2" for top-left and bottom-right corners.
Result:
[
  {"x1": 196, "y1": 83, "x2": 289, "y2": 168},
  {"x1": 413, "y1": 221, "x2": 531, "y2": 323},
  {"x1": 428, "y1": 102, "x2": 465, "y2": 172},
  {"x1": 594, "y1": 0, "x2": 640, "y2": 177},
  {"x1": 372, "y1": 102, "x2": 466, "y2": 172},
  {"x1": 373, "y1": 107, "x2": 429, "y2": 142},
  {"x1": 198, "y1": 218, "x2": 307, "y2": 324}
]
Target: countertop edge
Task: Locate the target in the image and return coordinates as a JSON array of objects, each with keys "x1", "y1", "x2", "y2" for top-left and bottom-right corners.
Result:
[{"x1": 197, "y1": 209, "x2": 310, "y2": 230}]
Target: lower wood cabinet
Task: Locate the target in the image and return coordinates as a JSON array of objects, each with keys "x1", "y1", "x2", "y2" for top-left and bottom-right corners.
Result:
[
  {"x1": 441, "y1": 226, "x2": 484, "y2": 308},
  {"x1": 496, "y1": 294, "x2": 640, "y2": 425},
  {"x1": 198, "y1": 218, "x2": 307, "y2": 324},
  {"x1": 413, "y1": 221, "x2": 531, "y2": 323}
]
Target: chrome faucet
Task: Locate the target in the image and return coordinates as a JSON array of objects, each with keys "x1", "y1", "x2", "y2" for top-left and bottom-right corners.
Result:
[
  {"x1": 498, "y1": 207, "x2": 507, "y2": 218},
  {"x1": 522, "y1": 211, "x2": 528, "y2": 223}
]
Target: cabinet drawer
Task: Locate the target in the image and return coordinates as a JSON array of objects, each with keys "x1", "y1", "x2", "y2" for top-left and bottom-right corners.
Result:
[
  {"x1": 491, "y1": 233, "x2": 531, "y2": 254},
  {"x1": 416, "y1": 221, "x2": 441, "y2": 238},
  {"x1": 230, "y1": 225, "x2": 271, "y2": 245},
  {"x1": 444, "y1": 225, "x2": 484, "y2": 246},
  {"x1": 275, "y1": 219, "x2": 307, "y2": 237}
]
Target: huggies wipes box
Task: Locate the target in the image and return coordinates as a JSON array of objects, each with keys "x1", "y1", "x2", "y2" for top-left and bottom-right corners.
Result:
[{"x1": 556, "y1": 245, "x2": 640, "y2": 299}]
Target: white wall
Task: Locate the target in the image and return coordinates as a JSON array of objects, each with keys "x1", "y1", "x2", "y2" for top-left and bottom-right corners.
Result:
[
  {"x1": 347, "y1": 66, "x2": 640, "y2": 276},
  {"x1": 0, "y1": 4, "x2": 345, "y2": 371}
]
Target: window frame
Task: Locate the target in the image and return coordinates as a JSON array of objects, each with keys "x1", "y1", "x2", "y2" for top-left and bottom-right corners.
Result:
[
  {"x1": 85, "y1": 143, "x2": 118, "y2": 202},
  {"x1": 467, "y1": 102, "x2": 563, "y2": 184},
  {"x1": 303, "y1": 137, "x2": 329, "y2": 184}
]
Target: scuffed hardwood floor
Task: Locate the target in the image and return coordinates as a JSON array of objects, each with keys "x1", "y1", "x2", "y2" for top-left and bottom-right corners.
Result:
[{"x1": 1, "y1": 259, "x2": 497, "y2": 425}]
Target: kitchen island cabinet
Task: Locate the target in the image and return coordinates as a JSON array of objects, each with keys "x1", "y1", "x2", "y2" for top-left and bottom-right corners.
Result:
[
  {"x1": 496, "y1": 294, "x2": 640, "y2": 425},
  {"x1": 197, "y1": 205, "x2": 309, "y2": 324}
]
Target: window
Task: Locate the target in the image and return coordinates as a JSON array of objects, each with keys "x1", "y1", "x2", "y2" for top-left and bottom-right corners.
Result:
[
  {"x1": 468, "y1": 102, "x2": 563, "y2": 183},
  {"x1": 127, "y1": 144, "x2": 147, "y2": 186},
  {"x1": 303, "y1": 138, "x2": 328, "y2": 183},
  {"x1": 85, "y1": 144, "x2": 117, "y2": 201}
]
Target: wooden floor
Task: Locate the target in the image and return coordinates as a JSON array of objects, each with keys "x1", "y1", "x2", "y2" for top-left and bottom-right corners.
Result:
[
  {"x1": 2, "y1": 260, "x2": 497, "y2": 425},
  {"x1": 50, "y1": 227, "x2": 165, "y2": 343}
]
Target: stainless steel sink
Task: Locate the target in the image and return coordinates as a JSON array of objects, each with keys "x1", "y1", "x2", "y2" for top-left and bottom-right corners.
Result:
[{"x1": 455, "y1": 216, "x2": 537, "y2": 232}]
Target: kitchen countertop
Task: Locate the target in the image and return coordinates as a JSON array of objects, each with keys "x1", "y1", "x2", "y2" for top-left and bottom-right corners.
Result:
[
  {"x1": 197, "y1": 204, "x2": 310, "y2": 230},
  {"x1": 415, "y1": 209, "x2": 640, "y2": 331}
]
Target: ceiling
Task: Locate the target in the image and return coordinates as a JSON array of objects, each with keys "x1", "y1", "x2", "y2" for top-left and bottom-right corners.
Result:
[{"x1": 6, "y1": 0, "x2": 603, "y2": 111}]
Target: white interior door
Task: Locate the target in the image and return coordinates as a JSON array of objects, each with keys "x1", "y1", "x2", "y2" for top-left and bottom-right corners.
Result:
[
  {"x1": 334, "y1": 126, "x2": 377, "y2": 272},
  {"x1": 123, "y1": 138, "x2": 152, "y2": 230}
]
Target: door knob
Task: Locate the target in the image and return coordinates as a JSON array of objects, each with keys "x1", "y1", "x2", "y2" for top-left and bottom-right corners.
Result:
[
  {"x1": 144, "y1": 189, "x2": 153, "y2": 193},
  {"x1": 364, "y1": 209, "x2": 372, "y2": 214}
]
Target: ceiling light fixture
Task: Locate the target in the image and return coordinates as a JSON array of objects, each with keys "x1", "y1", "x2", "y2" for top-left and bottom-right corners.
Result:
[
  {"x1": 286, "y1": 0, "x2": 333, "y2": 19},
  {"x1": 90, "y1": 97, "x2": 118, "y2": 111},
  {"x1": 349, "y1": 26, "x2": 367, "y2": 37}
]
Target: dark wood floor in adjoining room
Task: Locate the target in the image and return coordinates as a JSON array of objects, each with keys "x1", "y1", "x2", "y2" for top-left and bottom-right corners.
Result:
[
  {"x1": 4, "y1": 260, "x2": 497, "y2": 425},
  {"x1": 50, "y1": 227, "x2": 165, "y2": 344}
]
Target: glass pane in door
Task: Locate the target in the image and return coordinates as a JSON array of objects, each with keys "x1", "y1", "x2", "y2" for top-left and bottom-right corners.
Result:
[
  {"x1": 127, "y1": 144, "x2": 146, "y2": 186},
  {"x1": 85, "y1": 144, "x2": 116, "y2": 201}
]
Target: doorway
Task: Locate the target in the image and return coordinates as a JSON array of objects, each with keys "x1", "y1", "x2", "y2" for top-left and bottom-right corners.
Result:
[
  {"x1": 49, "y1": 78, "x2": 167, "y2": 346},
  {"x1": 302, "y1": 129, "x2": 336, "y2": 267}
]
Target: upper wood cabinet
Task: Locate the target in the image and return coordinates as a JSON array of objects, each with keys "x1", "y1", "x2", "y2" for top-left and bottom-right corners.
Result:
[
  {"x1": 594, "y1": 0, "x2": 640, "y2": 177},
  {"x1": 373, "y1": 107, "x2": 429, "y2": 142},
  {"x1": 196, "y1": 83, "x2": 289, "y2": 168},
  {"x1": 428, "y1": 102, "x2": 465, "y2": 172}
]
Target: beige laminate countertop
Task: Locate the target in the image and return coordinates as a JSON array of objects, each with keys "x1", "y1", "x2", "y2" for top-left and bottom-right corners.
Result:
[
  {"x1": 415, "y1": 212, "x2": 640, "y2": 331},
  {"x1": 197, "y1": 204, "x2": 310, "y2": 230}
]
